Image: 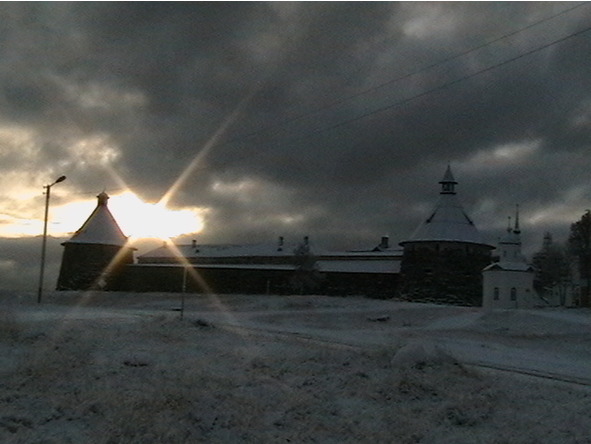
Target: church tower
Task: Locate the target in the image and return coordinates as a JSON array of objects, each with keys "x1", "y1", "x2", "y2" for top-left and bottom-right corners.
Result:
[
  {"x1": 399, "y1": 166, "x2": 494, "y2": 305},
  {"x1": 56, "y1": 192, "x2": 135, "y2": 290},
  {"x1": 482, "y1": 207, "x2": 536, "y2": 309}
]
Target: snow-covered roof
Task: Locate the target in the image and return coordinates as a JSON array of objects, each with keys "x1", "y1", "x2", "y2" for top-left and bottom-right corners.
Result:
[
  {"x1": 483, "y1": 262, "x2": 534, "y2": 272},
  {"x1": 317, "y1": 260, "x2": 400, "y2": 274},
  {"x1": 324, "y1": 249, "x2": 403, "y2": 258},
  {"x1": 64, "y1": 192, "x2": 128, "y2": 247},
  {"x1": 139, "y1": 241, "x2": 312, "y2": 260},
  {"x1": 499, "y1": 229, "x2": 521, "y2": 245},
  {"x1": 139, "y1": 241, "x2": 403, "y2": 262},
  {"x1": 137, "y1": 238, "x2": 402, "y2": 274},
  {"x1": 130, "y1": 262, "x2": 298, "y2": 271},
  {"x1": 130, "y1": 259, "x2": 399, "y2": 274},
  {"x1": 401, "y1": 193, "x2": 490, "y2": 245},
  {"x1": 400, "y1": 167, "x2": 493, "y2": 248}
]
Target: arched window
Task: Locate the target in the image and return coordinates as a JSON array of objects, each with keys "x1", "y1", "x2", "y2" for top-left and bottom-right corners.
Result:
[
  {"x1": 510, "y1": 287, "x2": 517, "y2": 301},
  {"x1": 493, "y1": 287, "x2": 499, "y2": 300}
]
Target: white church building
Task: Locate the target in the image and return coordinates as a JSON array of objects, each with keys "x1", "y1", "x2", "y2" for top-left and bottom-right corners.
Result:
[{"x1": 482, "y1": 209, "x2": 536, "y2": 310}]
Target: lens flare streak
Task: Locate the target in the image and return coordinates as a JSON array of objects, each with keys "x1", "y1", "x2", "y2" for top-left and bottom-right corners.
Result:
[{"x1": 158, "y1": 87, "x2": 260, "y2": 208}]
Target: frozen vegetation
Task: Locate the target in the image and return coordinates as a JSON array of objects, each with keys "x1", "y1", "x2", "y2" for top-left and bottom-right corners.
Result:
[{"x1": 0, "y1": 291, "x2": 590, "y2": 443}]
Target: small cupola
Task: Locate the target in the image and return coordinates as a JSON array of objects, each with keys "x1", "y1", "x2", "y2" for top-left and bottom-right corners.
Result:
[
  {"x1": 97, "y1": 191, "x2": 109, "y2": 206},
  {"x1": 439, "y1": 164, "x2": 457, "y2": 195}
]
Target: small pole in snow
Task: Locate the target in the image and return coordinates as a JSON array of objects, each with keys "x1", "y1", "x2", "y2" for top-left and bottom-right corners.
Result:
[{"x1": 180, "y1": 265, "x2": 187, "y2": 320}]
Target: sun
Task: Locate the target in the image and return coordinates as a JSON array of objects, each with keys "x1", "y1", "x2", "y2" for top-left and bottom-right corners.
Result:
[
  {"x1": 0, "y1": 187, "x2": 205, "y2": 241},
  {"x1": 107, "y1": 191, "x2": 205, "y2": 240}
]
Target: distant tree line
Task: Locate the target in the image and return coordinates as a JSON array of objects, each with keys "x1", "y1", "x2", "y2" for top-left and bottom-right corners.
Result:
[{"x1": 532, "y1": 210, "x2": 591, "y2": 306}]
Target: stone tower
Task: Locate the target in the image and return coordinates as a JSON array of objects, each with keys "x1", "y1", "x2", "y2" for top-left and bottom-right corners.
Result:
[
  {"x1": 56, "y1": 192, "x2": 135, "y2": 290},
  {"x1": 399, "y1": 166, "x2": 494, "y2": 305}
]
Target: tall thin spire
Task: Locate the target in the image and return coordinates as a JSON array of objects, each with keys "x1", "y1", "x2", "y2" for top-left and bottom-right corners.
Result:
[{"x1": 514, "y1": 204, "x2": 521, "y2": 234}]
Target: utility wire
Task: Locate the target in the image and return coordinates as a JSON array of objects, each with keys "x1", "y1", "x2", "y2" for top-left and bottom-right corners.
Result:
[
  {"x1": 258, "y1": 22, "x2": 591, "y2": 149},
  {"x1": 72, "y1": 4, "x2": 591, "y2": 196},
  {"x1": 178, "y1": 19, "x2": 591, "y2": 181},
  {"x1": 196, "y1": 19, "x2": 591, "y2": 178},
  {"x1": 218, "y1": 2, "x2": 590, "y2": 147}
]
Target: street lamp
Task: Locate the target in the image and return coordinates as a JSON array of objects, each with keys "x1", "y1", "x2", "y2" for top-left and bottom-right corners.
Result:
[{"x1": 37, "y1": 175, "x2": 66, "y2": 303}]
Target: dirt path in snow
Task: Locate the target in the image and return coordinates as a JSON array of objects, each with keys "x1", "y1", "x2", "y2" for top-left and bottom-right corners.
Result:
[{"x1": 174, "y1": 299, "x2": 591, "y2": 388}]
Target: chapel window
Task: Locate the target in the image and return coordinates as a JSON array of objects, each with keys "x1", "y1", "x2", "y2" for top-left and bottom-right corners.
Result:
[{"x1": 510, "y1": 287, "x2": 517, "y2": 301}]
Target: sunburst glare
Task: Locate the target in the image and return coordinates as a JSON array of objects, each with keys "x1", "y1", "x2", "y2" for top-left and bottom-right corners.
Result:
[
  {"x1": 158, "y1": 87, "x2": 260, "y2": 208},
  {"x1": 108, "y1": 191, "x2": 205, "y2": 240}
]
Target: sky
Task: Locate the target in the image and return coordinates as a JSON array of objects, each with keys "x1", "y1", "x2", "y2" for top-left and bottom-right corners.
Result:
[{"x1": 1, "y1": 2, "x2": 591, "y2": 290}]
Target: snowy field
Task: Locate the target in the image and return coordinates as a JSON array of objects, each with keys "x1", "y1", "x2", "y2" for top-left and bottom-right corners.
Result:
[{"x1": 1, "y1": 290, "x2": 590, "y2": 443}]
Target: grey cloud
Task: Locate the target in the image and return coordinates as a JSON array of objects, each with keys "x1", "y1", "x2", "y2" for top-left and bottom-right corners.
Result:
[
  {"x1": 0, "y1": 237, "x2": 63, "y2": 291},
  {"x1": 1, "y1": 2, "x2": 591, "y2": 289}
]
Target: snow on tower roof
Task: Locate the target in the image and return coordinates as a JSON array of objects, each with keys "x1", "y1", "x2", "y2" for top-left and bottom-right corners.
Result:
[
  {"x1": 400, "y1": 166, "x2": 494, "y2": 247},
  {"x1": 64, "y1": 192, "x2": 129, "y2": 247},
  {"x1": 139, "y1": 237, "x2": 318, "y2": 261}
]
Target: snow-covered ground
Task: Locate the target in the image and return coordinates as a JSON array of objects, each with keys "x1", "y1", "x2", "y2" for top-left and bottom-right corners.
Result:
[{"x1": 1, "y1": 290, "x2": 590, "y2": 443}]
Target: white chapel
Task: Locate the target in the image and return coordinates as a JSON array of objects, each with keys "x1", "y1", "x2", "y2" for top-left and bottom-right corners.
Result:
[{"x1": 482, "y1": 208, "x2": 536, "y2": 309}]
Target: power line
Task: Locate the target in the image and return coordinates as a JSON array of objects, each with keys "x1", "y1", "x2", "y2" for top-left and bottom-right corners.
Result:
[
  {"x1": 181, "y1": 19, "x2": 591, "y2": 183},
  {"x1": 300, "y1": 23, "x2": 591, "y2": 139},
  {"x1": 76, "y1": 5, "x2": 591, "y2": 198},
  {"x1": 235, "y1": 21, "x2": 591, "y2": 155},
  {"x1": 218, "y1": 2, "x2": 590, "y2": 148}
]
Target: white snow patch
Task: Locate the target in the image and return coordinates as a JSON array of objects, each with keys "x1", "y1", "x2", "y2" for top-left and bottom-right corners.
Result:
[
  {"x1": 390, "y1": 339, "x2": 457, "y2": 369},
  {"x1": 0, "y1": 291, "x2": 590, "y2": 442}
]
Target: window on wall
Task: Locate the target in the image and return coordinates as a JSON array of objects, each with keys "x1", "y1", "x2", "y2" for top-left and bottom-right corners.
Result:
[
  {"x1": 510, "y1": 287, "x2": 517, "y2": 301},
  {"x1": 493, "y1": 287, "x2": 499, "y2": 300}
]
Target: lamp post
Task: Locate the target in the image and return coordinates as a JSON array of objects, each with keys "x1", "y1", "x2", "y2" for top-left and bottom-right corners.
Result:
[{"x1": 37, "y1": 175, "x2": 66, "y2": 303}]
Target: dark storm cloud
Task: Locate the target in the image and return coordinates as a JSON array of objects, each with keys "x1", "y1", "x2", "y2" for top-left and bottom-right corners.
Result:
[
  {"x1": 0, "y1": 237, "x2": 62, "y2": 291},
  {"x1": 2, "y1": 2, "x2": 591, "y2": 288}
]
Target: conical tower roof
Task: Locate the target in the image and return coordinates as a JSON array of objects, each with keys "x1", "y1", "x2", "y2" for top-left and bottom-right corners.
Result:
[
  {"x1": 400, "y1": 166, "x2": 493, "y2": 248},
  {"x1": 64, "y1": 192, "x2": 128, "y2": 247}
]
